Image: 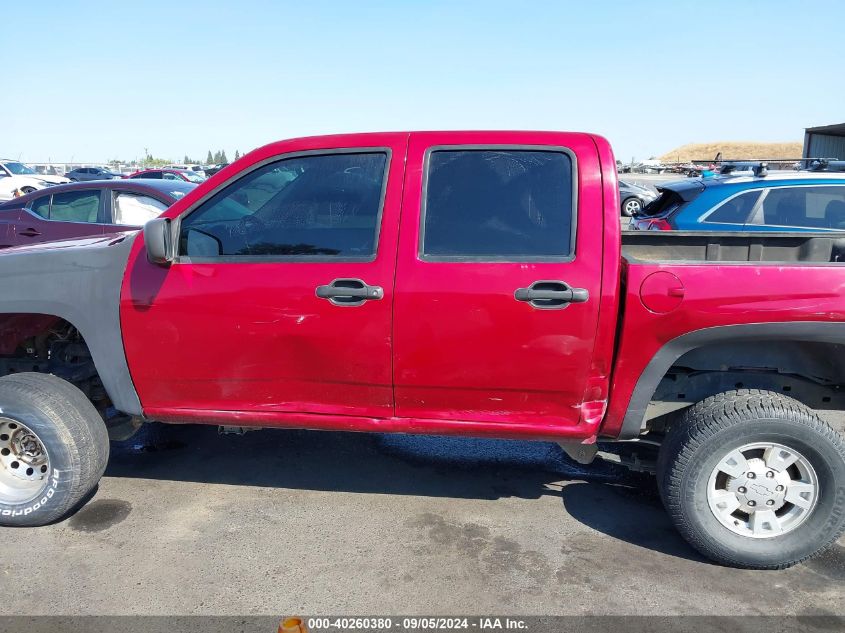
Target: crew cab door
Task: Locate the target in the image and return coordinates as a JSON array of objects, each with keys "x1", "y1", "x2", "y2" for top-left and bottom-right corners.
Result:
[
  {"x1": 393, "y1": 132, "x2": 604, "y2": 428},
  {"x1": 120, "y1": 133, "x2": 407, "y2": 418}
]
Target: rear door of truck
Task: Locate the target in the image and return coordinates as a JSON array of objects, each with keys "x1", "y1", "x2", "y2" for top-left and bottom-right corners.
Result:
[{"x1": 393, "y1": 131, "x2": 606, "y2": 430}]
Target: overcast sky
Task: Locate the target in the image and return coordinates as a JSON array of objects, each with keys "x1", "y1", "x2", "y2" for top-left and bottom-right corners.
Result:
[{"x1": 5, "y1": 0, "x2": 844, "y2": 164}]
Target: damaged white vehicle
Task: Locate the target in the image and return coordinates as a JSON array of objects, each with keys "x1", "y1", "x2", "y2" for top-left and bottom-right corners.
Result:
[{"x1": 0, "y1": 160, "x2": 69, "y2": 201}]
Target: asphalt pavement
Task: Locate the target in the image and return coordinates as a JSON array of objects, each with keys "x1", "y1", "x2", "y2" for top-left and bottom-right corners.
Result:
[{"x1": 1, "y1": 415, "x2": 842, "y2": 616}]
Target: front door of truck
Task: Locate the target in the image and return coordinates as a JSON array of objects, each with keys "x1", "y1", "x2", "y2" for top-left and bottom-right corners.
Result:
[
  {"x1": 393, "y1": 132, "x2": 604, "y2": 429},
  {"x1": 120, "y1": 133, "x2": 407, "y2": 419}
]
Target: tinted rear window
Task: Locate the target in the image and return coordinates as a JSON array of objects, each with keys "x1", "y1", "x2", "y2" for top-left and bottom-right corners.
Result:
[
  {"x1": 704, "y1": 190, "x2": 761, "y2": 224},
  {"x1": 422, "y1": 149, "x2": 574, "y2": 259}
]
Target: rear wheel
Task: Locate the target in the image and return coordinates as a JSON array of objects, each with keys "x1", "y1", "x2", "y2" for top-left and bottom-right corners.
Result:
[
  {"x1": 657, "y1": 389, "x2": 845, "y2": 569},
  {"x1": 0, "y1": 373, "x2": 109, "y2": 527},
  {"x1": 19, "y1": 186, "x2": 37, "y2": 194},
  {"x1": 622, "y1": 197, "x2": 642, "y2": 216}
]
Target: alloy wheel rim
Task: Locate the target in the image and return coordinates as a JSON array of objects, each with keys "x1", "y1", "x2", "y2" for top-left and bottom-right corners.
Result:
[
  {"x1": 707, "y1": 441, "x2": 818, "y2": 538},
  {"x1": 625, "y1": 199, "x2": 642, "y2": 214},
  {"x1": 0, "y1": 417, "x2": 51, "y2": 504}
]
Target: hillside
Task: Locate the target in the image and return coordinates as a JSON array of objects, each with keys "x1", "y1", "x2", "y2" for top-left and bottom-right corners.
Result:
[{"x1": 659, "y1": 141, "x2": 803, "y2": 163}]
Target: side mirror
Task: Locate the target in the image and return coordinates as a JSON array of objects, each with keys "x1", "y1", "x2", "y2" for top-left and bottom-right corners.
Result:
[{"x1": 144, "y1": 218, "x2": 173, "y2": 265}]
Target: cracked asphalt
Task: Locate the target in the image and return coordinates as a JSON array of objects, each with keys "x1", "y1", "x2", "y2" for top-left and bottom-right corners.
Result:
[{"x1": 0, "y1": 414, "x2": 842, "y2": 616}]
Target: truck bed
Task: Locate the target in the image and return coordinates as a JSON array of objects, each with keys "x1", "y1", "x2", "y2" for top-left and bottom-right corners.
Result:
[{"x1": 622, "y1": 231, "x2": 845, "y2": 264}]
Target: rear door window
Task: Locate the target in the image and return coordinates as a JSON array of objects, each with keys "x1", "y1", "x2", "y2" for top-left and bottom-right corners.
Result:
[
  {"x1": 49, "y1": 190, "x2": 101, "y2": 222},
  {"x1": 421, "y1": 149, "x2": 574, "y2": 260},
  {"x1": 753, "y1": 186, "x2": 845, "y2": 229},
  {"x1": 703, "y1": 190, "x2": 761, "y2": 224}
]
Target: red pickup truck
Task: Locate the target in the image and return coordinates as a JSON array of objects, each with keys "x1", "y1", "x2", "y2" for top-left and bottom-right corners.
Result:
[{"x1": 0, "y1": 131, "x2": 843, "y2": 570}]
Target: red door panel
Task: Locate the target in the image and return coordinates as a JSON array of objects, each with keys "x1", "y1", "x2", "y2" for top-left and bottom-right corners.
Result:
[
  {"x1": 120, "y1": 133, "x2": 408, "y2": 419},
  {"x1": 393, "y1": 131, "x2": 604, "y2": 428}
]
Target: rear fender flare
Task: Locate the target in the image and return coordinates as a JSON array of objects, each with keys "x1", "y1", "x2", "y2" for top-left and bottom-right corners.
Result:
[{"x1": 617, "y1": 322, "x2": 845, "y2": 439}]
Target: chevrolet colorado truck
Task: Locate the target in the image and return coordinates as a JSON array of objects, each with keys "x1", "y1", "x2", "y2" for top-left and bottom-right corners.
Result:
[{"x1": 0, "y1": 131, "x2": 843, "y2": 570}]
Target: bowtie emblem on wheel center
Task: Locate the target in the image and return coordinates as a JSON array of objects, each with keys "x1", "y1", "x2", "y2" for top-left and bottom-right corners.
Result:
[{"x1": 749, "y1": 482, "x2": 774, "y2": 496}]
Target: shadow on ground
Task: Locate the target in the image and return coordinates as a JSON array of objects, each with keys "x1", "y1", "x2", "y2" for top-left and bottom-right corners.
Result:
[{"x1": 105, "y1": 423, "x2": 705, "y2": 561}]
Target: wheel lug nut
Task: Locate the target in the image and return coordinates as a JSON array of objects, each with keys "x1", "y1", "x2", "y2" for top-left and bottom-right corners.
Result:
[
  {"x1": 776, "y1": 485, "x2": 784, "y2": 491},
  {"x1": 748, "y1": 500, "x2": 756, "y2": 507},
  {"x1": 747, "y1": 472, "x2": 756, "y2": 479},
  {"x1": 766, "y1": 471, "x2": 774, "y2": 478},
  {"x1": 738, "y1": 487, "x2": 747, "y2": 493},
  {"x1": 766, "y1": 500, "x2": 774, "y2": 506}
]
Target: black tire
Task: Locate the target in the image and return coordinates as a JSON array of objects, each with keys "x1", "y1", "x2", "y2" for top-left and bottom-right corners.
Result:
[
  {"x1": 621, "y1": 197, "x2": 642, "y2": 216},
  {"x1": 657, "y1": 389, "x2": 845, "y2": 569},
  {"x1": 20, "y1": 186, "x2": 37, "y2": 194},
  {"x1": 0, "y1": 373, "x2": 109, "y2": 527}
]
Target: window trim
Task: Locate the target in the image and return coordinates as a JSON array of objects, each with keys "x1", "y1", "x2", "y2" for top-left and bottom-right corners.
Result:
[
  {"x1": 697, "y1": 188, "x2": 763, "y2": 225},
  {"x1": 418, "y1": 144, "x2": 578, "y2": 263},
  {"x1": 174, "y1": 147, "x2": 392, "y2": 264},
  {"x1": 26, "y1": 194, "x2": 52, "y2": 220},
  {"x1": 747, "y1": 183, "x2": 845, "y2": 229}
]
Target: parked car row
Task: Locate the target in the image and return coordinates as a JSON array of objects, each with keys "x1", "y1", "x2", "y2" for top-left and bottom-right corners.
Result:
[
  {"x1": 0, "y1": 159, "x2": 218, "y2": 202},
  {"x1": 6, "y1": 153, "x2": 845, "y2": 240},
  {"x1": 128, "y1": 168, "x2": 206, "y2": 183},
  {"x1": 65, "y1": 166, "x2": 123, "y2": 181}
]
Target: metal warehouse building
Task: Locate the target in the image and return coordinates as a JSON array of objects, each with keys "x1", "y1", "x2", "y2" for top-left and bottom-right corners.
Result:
[{"x1": 804, "y1": 123, "x2": 845, "y2": 159}]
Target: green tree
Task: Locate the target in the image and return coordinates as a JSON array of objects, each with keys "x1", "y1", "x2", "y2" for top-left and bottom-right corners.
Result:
[
  {"x1": 206, "y1": 150, "x2": 213, "y2": 164},
  {"x1": 184, "y1": 155, "x2": 190, "y2": 164},
  {"x1": 220, "y1": 150, "x2": 229, "y2": 163},
  {"x1": 234, "y1": 150, "x2": 240, "y2": 161},
  {"x1": 143, "y1": 153, "x2": 170, "y2": 168},
  {"x1": 213, "y1": 150, "x2": 222, "y2": 163}
]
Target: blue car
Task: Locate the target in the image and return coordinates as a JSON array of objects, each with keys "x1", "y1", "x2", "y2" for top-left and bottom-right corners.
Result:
[{"x1": 630, "y1": 172, "x2": 845, "y2": 232}]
